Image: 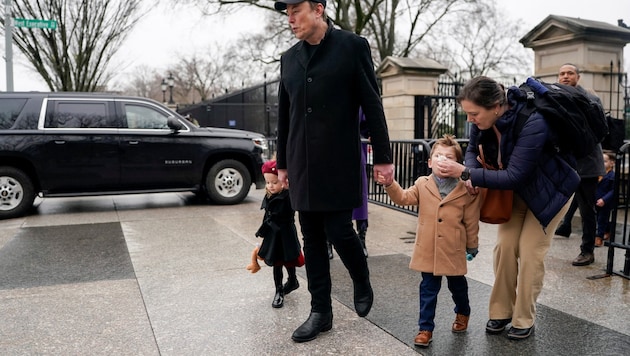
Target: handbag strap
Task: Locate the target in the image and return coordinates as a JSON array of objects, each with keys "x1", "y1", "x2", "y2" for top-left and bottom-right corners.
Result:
[{"x1": 477, "y1": 125, "x2": 503, "y2": 170}]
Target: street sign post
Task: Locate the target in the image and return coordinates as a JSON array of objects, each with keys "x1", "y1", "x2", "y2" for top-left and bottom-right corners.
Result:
[{"x1": 14, "y1": 18, "x2": 57, "y2": 30}]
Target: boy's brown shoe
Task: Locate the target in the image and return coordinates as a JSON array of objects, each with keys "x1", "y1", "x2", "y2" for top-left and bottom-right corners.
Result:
[
  {"x1": 595, "y1": 237, "x2": 603, "y2": 247},
  {"x1": 452, "y1": 313, "x2": 469, "y2": 333},
  {"x1": 414, "y1": 330, "x2": 432, "y2": 347}
]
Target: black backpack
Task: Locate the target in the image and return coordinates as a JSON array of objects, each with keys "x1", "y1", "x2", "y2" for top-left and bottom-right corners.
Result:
[
  {"x1": 515, "y1": 77, "x2": 608, "y2": 158},
  {"x1": 601, "y1": 113, "x2": 626, "y2": 152}
]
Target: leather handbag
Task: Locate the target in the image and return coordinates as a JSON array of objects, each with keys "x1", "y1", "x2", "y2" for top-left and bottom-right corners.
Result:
[{"x1": 477, "y1": 126, "x2": 513, "y2": 224}]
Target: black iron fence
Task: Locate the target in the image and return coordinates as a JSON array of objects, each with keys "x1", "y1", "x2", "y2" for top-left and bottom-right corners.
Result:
[
  {"x1": 607, "y1": 142, "x2": 630, "y2": 279},
  {"x1": 264, "y1": 138, "x2": 467, "y2": 215},
  {"x1": 177, "y1": 73, "x2": 628, "y2": 142}
]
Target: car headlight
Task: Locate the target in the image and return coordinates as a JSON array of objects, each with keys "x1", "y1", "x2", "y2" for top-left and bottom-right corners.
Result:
[
  {"x1": 252, "y1": 138, "x2": 267, "y2": 150},
  {"x1": 252, "y1": 137, "x2": 270, "y2": 160}
]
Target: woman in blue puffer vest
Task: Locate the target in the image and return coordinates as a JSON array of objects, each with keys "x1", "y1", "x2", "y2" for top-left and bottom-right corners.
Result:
[{"x1": 435, "y1": 76, "x2": 579, "y2": 341}]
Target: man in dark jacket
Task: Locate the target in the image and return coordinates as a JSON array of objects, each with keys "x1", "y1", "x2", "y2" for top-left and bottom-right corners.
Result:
[
  {"x1": 554, "y1": 63, "x2": 606, "y2": 266},
  {"x1": 274, "y1": 0, "x2": 394, "y2": 343}
]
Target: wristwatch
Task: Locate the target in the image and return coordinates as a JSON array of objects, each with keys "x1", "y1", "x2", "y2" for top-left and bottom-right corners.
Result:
[{"x1": 460, "y1": 167, "x2": 470, "y2": 181}]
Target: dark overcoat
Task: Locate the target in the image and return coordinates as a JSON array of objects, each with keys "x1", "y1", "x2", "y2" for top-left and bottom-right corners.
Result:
[{"x1": 276, "y1": 19, "x2": 392, "y2": 212}]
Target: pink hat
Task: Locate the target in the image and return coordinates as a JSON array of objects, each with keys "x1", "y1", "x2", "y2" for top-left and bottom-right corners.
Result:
[{"x1": 261, "y1": 160, "x2": 277, "y2": 175}]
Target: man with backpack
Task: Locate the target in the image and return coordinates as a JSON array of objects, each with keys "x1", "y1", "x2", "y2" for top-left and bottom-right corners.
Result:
[{"x1": 553, "y1": 63, "x2": 606, "y2": 267}]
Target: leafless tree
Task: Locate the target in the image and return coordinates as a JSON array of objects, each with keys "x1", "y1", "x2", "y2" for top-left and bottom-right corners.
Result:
[
  {"x1": 120, "y1": 39, "x2": 277, "y2": 104},
  {"x1": 116, "y1": 66, "x2": 164, "y2": 99},
  {"x1": 1, "y1": 0, "x2": 143, "y2": 91},
  {"x1": 171, "y1": 0, "x2": 479, "y2": 65},
  {"x1": 419, "y1": 0, "x2": 531, "y2": 82}
]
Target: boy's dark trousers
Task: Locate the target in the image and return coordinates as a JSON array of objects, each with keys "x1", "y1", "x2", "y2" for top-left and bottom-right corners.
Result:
[
  {"x1": 596, "y1": 206, "x2": 612, "y2": 237},
  {"x1": 419, "y1": 272, "x2": 470, "y2": 331},
  {"x1": 298, "y1": 210, "x2": 370, "y2": 314}
]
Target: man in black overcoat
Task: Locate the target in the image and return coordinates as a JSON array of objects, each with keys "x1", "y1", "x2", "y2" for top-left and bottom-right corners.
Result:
[{"x1": 274, "y1": 0, "x2": 394, "y2": 343}]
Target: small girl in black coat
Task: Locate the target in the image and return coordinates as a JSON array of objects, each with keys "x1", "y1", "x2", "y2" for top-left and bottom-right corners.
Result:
[{"x1": 255, "y1": 160, "x2": 304, "y2": 308}]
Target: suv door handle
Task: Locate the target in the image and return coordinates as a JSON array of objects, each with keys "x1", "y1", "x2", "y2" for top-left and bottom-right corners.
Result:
[
  {"x1": 128, "y1": 141, "x2": 139, "y2": 145},
  {"x1": 54, "y1": 140, "x2": 66, "y2": 144}
]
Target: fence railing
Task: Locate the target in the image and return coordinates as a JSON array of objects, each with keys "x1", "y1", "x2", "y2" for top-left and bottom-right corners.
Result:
[
  {"x1": 265, "y1": 138, "x2": 468, "y2": 216},
  {"x1": 607, "y1": 142, "x2": 630, "y2": 279}
]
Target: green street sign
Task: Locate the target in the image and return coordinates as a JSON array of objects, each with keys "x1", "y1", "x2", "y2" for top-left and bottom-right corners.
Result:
[{"x1": 14, "y1": 18, "x2": 58, "y2": 30}]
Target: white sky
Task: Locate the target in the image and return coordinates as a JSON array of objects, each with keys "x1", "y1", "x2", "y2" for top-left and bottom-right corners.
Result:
[{"x1": 2, "y1": 0, "x2": 629, "y2": 91}]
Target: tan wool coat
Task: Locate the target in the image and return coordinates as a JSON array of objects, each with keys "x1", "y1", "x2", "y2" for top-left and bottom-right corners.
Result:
[{"x1": 385, "y1": 175, "x2": 481, "y2": 276}]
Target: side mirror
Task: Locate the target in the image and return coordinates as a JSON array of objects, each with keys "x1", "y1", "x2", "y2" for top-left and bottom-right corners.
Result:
[{"x1": 167, "y1": 116, "x2": 184, "y2": 131}]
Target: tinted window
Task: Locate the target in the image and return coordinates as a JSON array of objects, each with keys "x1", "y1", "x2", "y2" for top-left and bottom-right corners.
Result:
[
  {"x1": 0, "y1": 98, "x2": 28, "y2": 129},
  {"x1": 123, "y1": 104, "x2": 170, "y2": 129},
  {"x1": 45, "y1": 101, "x2": 117, "y2": 128}
]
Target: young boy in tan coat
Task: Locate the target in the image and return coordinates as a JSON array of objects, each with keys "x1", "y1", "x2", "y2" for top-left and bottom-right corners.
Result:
[{"x1": 377, "y1": 134, "x2": 481, "y2": 347}]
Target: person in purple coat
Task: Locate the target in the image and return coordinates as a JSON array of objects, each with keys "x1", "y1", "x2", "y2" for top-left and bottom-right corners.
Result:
[{"x1": 328, "y1": 108, "x2": 370, "y2": 259}]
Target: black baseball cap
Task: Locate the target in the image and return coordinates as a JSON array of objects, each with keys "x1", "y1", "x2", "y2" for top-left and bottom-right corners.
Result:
[{"x1": 274, "y1": 0, "x2": 326, "y2": 11}]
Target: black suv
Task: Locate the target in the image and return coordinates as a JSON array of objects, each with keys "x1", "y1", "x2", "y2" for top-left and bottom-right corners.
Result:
[{"x1": 0, "y1": 92, "x2": 267, "y2": 219}]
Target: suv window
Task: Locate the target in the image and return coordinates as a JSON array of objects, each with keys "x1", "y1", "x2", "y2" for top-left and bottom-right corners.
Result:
[
  {"x1": 123, "y1": 103, "x2": 170, "y2": 129},
  {"x1": 45, "y1": 101, "x2": 117, "y2": 128},
  {"x1": 0, "y1": 98, "x2": 28, "y2": 129}
]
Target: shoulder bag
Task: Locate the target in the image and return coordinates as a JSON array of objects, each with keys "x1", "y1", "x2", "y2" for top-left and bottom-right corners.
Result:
[{"x1": 477, "y1": 126, "x2": 513, "y2": 224}]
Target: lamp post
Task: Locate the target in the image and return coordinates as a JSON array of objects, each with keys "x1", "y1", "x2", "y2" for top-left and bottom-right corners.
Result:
[
  {"x1": 161, "y1": 78, "x2": 167, "y2": 103},
  {"x1": 167, "y1": 72, "x2": 174, "y2": 105}
]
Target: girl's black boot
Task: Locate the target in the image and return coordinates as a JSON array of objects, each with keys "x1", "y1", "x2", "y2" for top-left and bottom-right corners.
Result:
[{"x1": 272, "y1": 286, "x2": 284, "y2": 308}]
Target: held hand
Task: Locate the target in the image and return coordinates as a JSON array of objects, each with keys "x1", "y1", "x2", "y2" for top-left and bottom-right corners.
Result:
[
  {"x1": 596, "y1": 198, "x2": 604, "y2": 207},
  {"x1": 374, "y1": 163, "x2": 394, "y2": 186},
  {"x1": 278, "y1": 169, "x2": 289, "y2": 189},
  {"x1": 376, "y1": 172, "x2": 393, "y2": 187}
]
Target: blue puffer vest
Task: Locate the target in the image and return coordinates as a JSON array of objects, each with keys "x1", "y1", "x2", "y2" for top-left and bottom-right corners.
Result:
[{"x1": 465, "y1": 87, "x2": 580, "y2": 229}]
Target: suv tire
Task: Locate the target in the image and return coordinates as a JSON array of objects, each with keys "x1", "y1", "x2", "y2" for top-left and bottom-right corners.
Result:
[
  {"x1": 0, "y1": 167, "x2": 36, "y2": 220},
  {"x1": 205, "y1": 159, "x2": 251, "y2": 204}
]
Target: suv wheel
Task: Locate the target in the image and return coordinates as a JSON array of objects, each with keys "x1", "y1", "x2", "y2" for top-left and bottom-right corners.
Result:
[
  {"x1": 205, "y1": 160, "x2": 251, "y2": 204},
  {"x1": 0, "y1": 167, "x2": 36, "y2": 219}
]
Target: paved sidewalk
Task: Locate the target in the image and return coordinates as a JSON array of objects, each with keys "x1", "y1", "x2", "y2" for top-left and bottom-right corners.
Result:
[{"x1": 0, "y1": 189, "x2": 628, "y2": 355}]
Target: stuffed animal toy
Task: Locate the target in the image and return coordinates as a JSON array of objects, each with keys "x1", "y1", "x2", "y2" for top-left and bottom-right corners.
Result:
[{"x1": 246, "y1": 245, "x2": 264, "y2": 273}]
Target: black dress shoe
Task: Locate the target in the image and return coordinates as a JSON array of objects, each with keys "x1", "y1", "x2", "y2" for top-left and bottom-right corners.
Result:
[
  {"x1": 283, "y1": 278, "x2": 299, "y2": 295},
  {"x1": 485, "y1": 318, "x2": 512, "y2": 334},
  {"x1": 507, "y1": 325, "x2": 535, "y2": 340},
  {"x1": 291, "y1": 312, "x2": 333, "y2": 343},
  {"x1": 272, "y1": 290, "x2": 284, "y2": 308},
  {"x1": 572, "y1": 252, "x2": 594, "y2": 266},
  {"x1": 353, "y1": 280, "x2": 374, "y2": 317}
]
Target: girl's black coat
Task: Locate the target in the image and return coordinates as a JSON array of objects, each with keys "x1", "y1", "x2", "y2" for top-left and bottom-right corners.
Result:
[{"x1": 256, "y1": 190, "x2": 301, "y2": 266}]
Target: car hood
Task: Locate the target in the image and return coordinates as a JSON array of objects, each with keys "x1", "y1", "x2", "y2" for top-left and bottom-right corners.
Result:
[{"x1": 195, "y1": 126, "x2": 264, "y2": 138}]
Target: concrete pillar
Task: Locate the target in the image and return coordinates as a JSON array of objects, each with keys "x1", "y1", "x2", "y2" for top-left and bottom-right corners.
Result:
[
  {"x1": 376, "y1": 57, "x2": 448, "y2": 140},
  {"x1": 520, "y1": 15, "x2": 630, "y2": 119}
]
